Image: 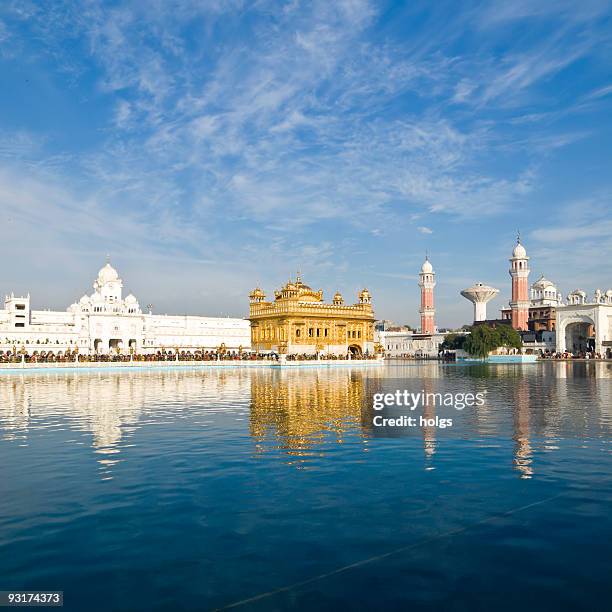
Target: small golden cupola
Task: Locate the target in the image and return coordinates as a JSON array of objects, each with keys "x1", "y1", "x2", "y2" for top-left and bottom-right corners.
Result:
[
  {"x1": 358, "y1": 288, "x2": 372, "y2": 304},
  {"x1": 249, "y1": 287, "x2": 266, "y2": 303},
  {"x1": 333, "y1": 291, "x2": 344, "y2": 305}
]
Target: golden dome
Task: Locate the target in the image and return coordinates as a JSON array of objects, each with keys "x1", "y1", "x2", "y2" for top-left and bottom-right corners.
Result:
[
  {"x1": 358, "y1": 288, "x2": 372, "y2": 304},
  {"x1": 249, "y1": 287, "x2": 266, "y2": 301}
]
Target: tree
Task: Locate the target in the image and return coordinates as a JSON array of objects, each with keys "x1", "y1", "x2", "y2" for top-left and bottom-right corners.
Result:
[
  {"x1": 463, "y1": 324, "x2": 522, "y2": 358},
  {"x1": 495, "y1": 324, "x2": 522, "y2": 351},
  {"x1": 441, "y1": 333, "x2": 466, "y2": 351}
]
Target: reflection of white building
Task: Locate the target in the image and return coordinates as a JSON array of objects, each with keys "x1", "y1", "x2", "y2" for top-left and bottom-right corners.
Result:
[
  {"x1": 0, "y1": 262, "x2": 251, "y2": 354},
  {"x1": 0, "y1": 369, "x2": 252, "y2": 476}
]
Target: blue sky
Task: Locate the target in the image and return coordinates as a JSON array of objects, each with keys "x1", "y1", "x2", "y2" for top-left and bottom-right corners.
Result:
[{"x1": 1, "y1": 0, "x2": 611, "y2": 327}]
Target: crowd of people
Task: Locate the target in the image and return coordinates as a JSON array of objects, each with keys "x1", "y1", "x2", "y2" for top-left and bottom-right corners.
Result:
[
  {"x1": 540, "y1": 349, "x2": 612, "y2": 360},
  {"x1": 0, "y1": 349, "x2": 380, "y2": 364},
  {"x1": 284, "y1": 352, "x2": 377, "y2": 361},
  {"x1": 0, "y1": 350, "x2": 275, "y2": 364}
]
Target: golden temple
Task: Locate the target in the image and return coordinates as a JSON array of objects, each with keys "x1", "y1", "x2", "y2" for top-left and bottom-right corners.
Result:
[{"x1": 249, "y1": 274, "x2": 375, "y2": 356}]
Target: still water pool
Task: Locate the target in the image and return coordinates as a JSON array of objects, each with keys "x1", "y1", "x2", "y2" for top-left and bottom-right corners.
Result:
[{"x1": 1, "y1": 362, "x2": 611, "y2": 610}]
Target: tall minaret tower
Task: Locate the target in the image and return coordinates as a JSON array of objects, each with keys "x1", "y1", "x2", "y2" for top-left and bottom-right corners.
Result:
[
  {"x1": 509, "y1": 234, "x2": 530, "y2": 331},
  {"x1": 418, "y1": 256, "x2": 436, "y2": 335}
]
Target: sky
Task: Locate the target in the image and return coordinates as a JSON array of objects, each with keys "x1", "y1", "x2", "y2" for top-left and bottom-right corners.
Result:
[{"x1": 0, "y1": 0, "x2": 611, "y2": 327}]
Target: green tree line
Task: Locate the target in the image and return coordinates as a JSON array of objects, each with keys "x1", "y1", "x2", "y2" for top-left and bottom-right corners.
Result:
[{"x1": 441, "y1": 325, "x2": 522, "y2": 359}]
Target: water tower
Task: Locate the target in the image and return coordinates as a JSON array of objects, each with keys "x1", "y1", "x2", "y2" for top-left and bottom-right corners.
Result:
[{"x1": 461, "y1": 283, "x2": 500, "y2": 323}]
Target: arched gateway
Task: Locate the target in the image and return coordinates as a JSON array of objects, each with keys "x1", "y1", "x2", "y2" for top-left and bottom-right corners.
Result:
[
  {"x1": 556, "y1": 303, "x2": 612, "y2": 354},
  {"x1": 561, "y1": 318, "x2": 595, "y2": 353}
]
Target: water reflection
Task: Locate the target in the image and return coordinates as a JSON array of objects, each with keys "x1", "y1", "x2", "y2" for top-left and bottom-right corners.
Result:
[
  {"x1": 422, "y1": 377, "x2": 437, "y2": 464},
  {"x1": 0, "y1": 369, "x2": 251, "y2": 477},
  {"x1": 249, "y1": 369, "x2": 374, "y2": 461},
  {"x1": 513, "y1": 381, "x2": 533, "y2": 479},
  {"x1": 0, "y1": 362, "x2": 610, "y2": 479}
]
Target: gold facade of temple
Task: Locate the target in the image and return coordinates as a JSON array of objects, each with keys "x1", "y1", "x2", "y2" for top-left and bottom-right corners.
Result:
[{"x1": 249, "y1": 274, "x2": 375, "y2": 356}]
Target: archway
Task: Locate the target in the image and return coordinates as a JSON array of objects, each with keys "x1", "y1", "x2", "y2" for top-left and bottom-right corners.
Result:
[
  {"x1": 348, "y1": 344, "x2": 362, "y2": 358},
  {"x1": 109, "y1": 339, "x2": 123, "y2": 353},
  {"x1": 564, "y1": 321, "x2": 594, "y2": 353}
]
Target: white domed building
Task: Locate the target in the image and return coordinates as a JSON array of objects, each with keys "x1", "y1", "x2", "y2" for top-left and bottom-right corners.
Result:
[
  {"x1": 0, "y1": 262, "x2": 251, "y2": 355},
  {"x1": 530, "y1": 275, "x2": 562, "y2": 307}
]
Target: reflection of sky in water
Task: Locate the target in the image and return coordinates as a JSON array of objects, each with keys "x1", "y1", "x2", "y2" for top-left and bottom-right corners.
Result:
[{"x1": 1, "y1": 362, "x2": 611, "y2": 609}]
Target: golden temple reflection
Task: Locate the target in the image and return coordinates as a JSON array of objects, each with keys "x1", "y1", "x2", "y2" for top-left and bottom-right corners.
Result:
[
  {"x1": 512, "y1": 381, "x2": 533, "y2": 479},
  {"x1": 249, "y1": 369, "x2": 375, "y2": 461}
]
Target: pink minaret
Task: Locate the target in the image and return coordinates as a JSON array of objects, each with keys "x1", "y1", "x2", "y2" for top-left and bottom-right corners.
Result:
[
  {"x1": 509, "y1": 235, "x2": 530, "y2": 331},
  {"x1": 418, "y1": 256, "x2": 436, "y2": 335}
]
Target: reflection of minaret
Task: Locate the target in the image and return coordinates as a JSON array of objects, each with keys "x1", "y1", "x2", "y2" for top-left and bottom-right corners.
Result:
[
  {"x1": 418, "y1": 256, "x2": 436, "y2": 334},
  {"x1": 509, "y1": 235, "x2": 530, "y2": 331},
  {"x1": 512, "y1": 382, "x2": 533, "y2": 478},
  {"x1": 421, "y1": 378, "x2": 437, "y2": 464}
]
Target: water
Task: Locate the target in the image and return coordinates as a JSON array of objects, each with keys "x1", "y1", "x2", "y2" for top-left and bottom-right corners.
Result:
[{"x1": 1, "y1": 362, "x2": 611, "y2": 610}]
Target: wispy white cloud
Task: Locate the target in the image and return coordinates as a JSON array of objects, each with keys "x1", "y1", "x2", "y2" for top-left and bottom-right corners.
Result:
[
  {"x1": 477, "y1": 0, "x2": 610, "y2": 27},
  {"x1": 584, "y1": 84, "x2": 612, "y2": 101}
]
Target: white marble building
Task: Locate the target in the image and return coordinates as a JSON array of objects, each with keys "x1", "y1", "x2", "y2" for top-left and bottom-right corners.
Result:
[
  {"x1": 376, "y1": 330, "x2": 446, "y2": 358},
  {"x1": 0, "y1": 262, "x2": 251, "y2": 354}
]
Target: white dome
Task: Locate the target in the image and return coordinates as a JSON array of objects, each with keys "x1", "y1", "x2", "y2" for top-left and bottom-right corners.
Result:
[
  {"x1": 512, "y1": 242, "x2": 527, "y2": 258},
  {"x1": 570, "y1": 289, "x2": 586, "y2": 298},
  {"x1": 606, "y1": 289, "x2": 612, "y2": 297},
  {"x1": 532, "y1": 275, "x2": 555, "y2": 290},
  {"x1": 79, "y1": 294, "x2": 90, "y2": 304},
  {"x1": 421, "y1": 258, "x2": 433, "y2": 273},
  {"x1": 125, "y1": 294, "x2": 137, "y2": 304},
  {"x1": 97, "y1": 262, "x2": 119, "y2": 284}
]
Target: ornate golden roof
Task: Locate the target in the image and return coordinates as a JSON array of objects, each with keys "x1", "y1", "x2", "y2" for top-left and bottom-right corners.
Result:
[{"x1": 274, "y1": 274, "x2": 323, "y2": 302}]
